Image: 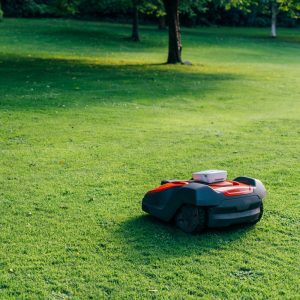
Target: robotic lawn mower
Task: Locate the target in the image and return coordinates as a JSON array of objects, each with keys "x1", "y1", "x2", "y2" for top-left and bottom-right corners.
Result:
[{"x1": 142, "y1": 170, "x2": 266, "y2": 233}]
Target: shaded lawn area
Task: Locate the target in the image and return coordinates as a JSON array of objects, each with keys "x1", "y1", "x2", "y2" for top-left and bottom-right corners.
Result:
[
  {"x1": 0, "y1": 55, "x2": 237, "y2": 109},
  {"x1": 0, "y1": 18, "x2": 299, "y2": 299}
]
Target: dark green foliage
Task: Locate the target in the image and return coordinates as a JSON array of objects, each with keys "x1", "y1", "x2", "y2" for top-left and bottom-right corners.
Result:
[
  {"x1": 223, "y1": 0, "x2": 300, "y2": 26},
  {"x1": 77, "y1": 0, "x2": 130, "y2": 17},
  {"x1": 51, "y1": 0, "x2": 81, "y2": 15},
  {"x1": 2, "y1": 0, "x2": 53, "y2": 17},
  {"x1": 1, "y1": 0, "x2": 299, "y2": 27},
  {"x1": 179, "y1": 0, "x2": 208, "y2": 26},
  {"x1": 2, "y1": 0, "x2": 81, "y2": 17}
]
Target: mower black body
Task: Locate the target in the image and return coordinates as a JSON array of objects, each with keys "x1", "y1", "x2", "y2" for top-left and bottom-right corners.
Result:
[{"x1": 142, "y1": 176, "x2": 266, "y2": 232}]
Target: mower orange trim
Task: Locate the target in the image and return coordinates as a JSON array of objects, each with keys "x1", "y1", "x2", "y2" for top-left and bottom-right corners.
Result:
[
  {"x1": 148, "y1": 181, "x2": 188, "y2": 194},
  {"x1": 209, "y1": 180, "x2": 253, "y2": 196}
]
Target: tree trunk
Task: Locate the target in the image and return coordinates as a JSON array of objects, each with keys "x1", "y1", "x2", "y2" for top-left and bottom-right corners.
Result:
[
  {"x1": 0, "y1": 1, "x2": 3, "y2": 21},
  {"x1": 163, "y1": 0, "x2": 182, "y2": 64},
  {"x1": 271, "y1": 2, "x2": 277, "y2": 38},
  {"x1": 131, "y1": 4, "x2": 140, "y2": 42},
  {"x1": 158, "y1": 16, "x2": 166, "y2": 30}
]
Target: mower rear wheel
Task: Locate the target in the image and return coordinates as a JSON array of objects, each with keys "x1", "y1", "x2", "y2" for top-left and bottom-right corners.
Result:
[{"x1": 175, "y1": 205, "x2": 206, "y2": 233}]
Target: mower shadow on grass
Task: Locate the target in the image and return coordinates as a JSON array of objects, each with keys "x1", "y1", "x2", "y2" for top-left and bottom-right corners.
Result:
[{"x1": 116, "y1": 214, "x2": 255, "y2": 261}]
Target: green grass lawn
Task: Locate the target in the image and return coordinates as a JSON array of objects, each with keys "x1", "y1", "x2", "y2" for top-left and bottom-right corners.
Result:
[{"x1": 0, "y1": 18, "x2": 300, "y2": 299}]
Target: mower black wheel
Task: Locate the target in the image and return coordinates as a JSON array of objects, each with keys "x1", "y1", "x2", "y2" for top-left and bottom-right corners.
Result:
[
  {"x1": 250, "y1": 202, "x2": 264, "y2": 224},
  {"x1": 175, "y1": 205, "x2": 206, "y2": 233}
]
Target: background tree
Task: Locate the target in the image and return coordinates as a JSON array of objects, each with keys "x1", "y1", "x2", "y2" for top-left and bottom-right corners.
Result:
[
  {"x1": 163, "y1": 0, "x2": 208, "y2": 64},
  {"x1": 269, "y1": 0, "x2": 300, "y2": 37},
  {"x1": 131, "y1": 0, "x2": 140, "y2": 41},
  {"x1": 138, "y1": 0, "x2": 166, "y2": 29},
  {"x1": 163, "y1": 0, "x2": 182, "y2": 63},
  {"x1": 77, "y1": 0, "x2": 142, "y2": 41},
  {"x1": 132, "y1": 0, "x2": 169, "y2": 40},
  {"x1": 130, "y1": 0, "x2": 164, "y2": 41},
  {"x1": 0, "y1": 0, "x2": 3, "y2": 21},
  {"x1": 225, "y1": 0, "x2": 300, "y2": 37}
]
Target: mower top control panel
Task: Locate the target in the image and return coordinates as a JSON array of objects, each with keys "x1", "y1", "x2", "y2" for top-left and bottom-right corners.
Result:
[{"x1": 147, "y1": 170, "x2": 255, "y2": 197}]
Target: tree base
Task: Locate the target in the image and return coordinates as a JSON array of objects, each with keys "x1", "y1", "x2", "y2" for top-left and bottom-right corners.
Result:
[
  {"x1": 166, "y1": 60, "x2": 182, "y2": 64},
  {"x1": 166, "y1": 59, "x2": 194, "y2": 65},
  {"x1": 130, "y1": 35, "x2": 140, "y2": 42}
]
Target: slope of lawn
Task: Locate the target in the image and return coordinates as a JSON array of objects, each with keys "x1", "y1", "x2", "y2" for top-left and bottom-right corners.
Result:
[{"x1": 0, "y1": 18, "x2": 299, "y2": 299}]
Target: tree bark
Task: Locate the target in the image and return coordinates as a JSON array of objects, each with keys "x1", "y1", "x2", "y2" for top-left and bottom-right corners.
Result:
[
  {"x1": 131, "y1": 4, "x2": 140, "y2": 42},
  {"x1": 0, "y1": 1, "x2": 3, "y2": 21},
  {"x1": 163, "y1": 0, "x2": 182, "y2": 64},
  {"x1": 158, "y1": 16, "x2": 166, "y2": 30},
  {"x1": 271, "y1": 1, "x2": 277, "y2": 38}
]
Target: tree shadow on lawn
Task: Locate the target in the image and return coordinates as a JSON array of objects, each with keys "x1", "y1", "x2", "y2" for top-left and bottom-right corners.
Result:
[
  {"x1": 182, "y1": 27, "x2": 300, "y2": 46},
  {"x1": 44, "y1": 24, "x2": 300, "y2": 51},
  {"x1": 43, "y1": 26, "x2": 166, "y2": 48},
  {"x1": 115, "y1": 214, "x2": 254, "y2": 261},
  {"x1": 0, "y1": 54, "x2": 238, "y2": 110}
]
